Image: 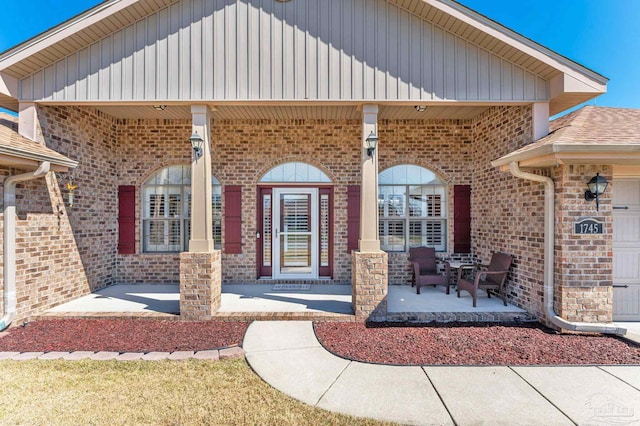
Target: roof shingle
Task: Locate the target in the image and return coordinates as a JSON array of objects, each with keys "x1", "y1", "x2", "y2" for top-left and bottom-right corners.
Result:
[
  {"x1": 0, "y1": 112, "x2": 76, "y2": 167},
  {"x1": 492, "y1": 106, "x2": 640, "y2": 167}
]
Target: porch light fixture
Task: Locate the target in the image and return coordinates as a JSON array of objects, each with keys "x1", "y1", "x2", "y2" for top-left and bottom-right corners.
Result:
[
  {"x1": 62, "y1": 174, "x2": 77, "y2": 208},
  {"x1": 189, "y1": 131, "x2": 204, "y2": 161},
  {"x1": 414, "y1": 105, "x2": 428, "y2": 112},
  {"x1": 584, "y1": 173, "x2": 608, "y2": 211},
  {"x1": 153, "y1": 105, "x2": 167, "y2": 111},
  {"x1": 365, "y1": 131, "x2": 378, "y2": 158}
]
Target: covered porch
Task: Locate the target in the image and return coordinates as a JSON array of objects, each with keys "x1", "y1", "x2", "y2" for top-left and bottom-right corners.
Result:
[{"x1": 39, "y1": 283, "x2": 529, "y2": 323}]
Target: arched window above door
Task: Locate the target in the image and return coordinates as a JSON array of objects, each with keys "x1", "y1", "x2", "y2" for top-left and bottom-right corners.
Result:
[{"x1": 259, "y1": 162, "x2": 331, "y2": 183}]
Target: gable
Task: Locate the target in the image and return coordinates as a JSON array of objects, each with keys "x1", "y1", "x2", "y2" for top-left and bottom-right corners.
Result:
[{"x1": 16, "y1": 0, "x2": 550, "y2": 104}]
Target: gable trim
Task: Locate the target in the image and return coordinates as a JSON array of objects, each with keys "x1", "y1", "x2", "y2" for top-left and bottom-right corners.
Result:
[{"x1": 430, "y1": 0, "x2": 607, "y2": 86}]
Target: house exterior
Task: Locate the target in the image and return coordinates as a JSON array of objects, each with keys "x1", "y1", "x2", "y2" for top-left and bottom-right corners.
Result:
[{"x1": 1, "y1": 0, "x2": 635, "y2": 327}]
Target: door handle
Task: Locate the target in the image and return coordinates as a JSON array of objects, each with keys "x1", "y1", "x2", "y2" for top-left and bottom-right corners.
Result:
[
  {"x1": 275, "y1": 229, "x2": 278, "y2": 238},
  {"x1": 613, "y1": 206, "x2": 629, "y2": 210},
  {"x1": 613, "y1": 285, "x2": 629, "y2": 288}
]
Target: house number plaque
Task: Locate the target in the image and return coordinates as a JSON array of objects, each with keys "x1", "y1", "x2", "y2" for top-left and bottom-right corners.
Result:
[{"x1": 573, "y1": 218, "x2": 604, "y2": 235}]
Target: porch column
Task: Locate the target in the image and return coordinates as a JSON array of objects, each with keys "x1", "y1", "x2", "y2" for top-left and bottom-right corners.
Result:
[
  {"x1": 359, "y1": 104, "x2": 381, "y2": 253},
  {"x1": 352, "y1": 104, "x2": 388, "y2": 321},
  {"x1": 189, "y1": 105, "x2": 214, "y2": 252},
  {"x1": 180, "y1": 105, "x2": 221, "y2": 320}
]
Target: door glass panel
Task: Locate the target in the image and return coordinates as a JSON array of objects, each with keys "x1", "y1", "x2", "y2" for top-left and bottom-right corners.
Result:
[
  {"x1": 263, "y1": 194, "x2": 272, "y2": 267},
  {"x1": 280, "y1": 194, "x2": 312, "y2": 273},
  {"x1": 320, "y1": 194, "x2": 329, "y2": 267}
]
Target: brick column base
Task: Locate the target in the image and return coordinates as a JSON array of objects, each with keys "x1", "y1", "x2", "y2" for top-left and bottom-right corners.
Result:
[
  {"x1": 352, "y1": 251, "x2": 388, "y2": 321},
  {"x1": 557, "y1": 286, "x2": 613, "y2": 323},
  {"x1": 180, "y1": 251, "x2": 222, "y2": 320}
]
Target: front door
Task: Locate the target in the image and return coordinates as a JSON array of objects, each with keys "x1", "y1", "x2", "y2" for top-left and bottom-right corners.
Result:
[
  {"x1": 273, "y1": 188, "x2": 319, "y2": 279},
  {"x1": 613, "y1": 178, "x2": 640, "y2": 321}
]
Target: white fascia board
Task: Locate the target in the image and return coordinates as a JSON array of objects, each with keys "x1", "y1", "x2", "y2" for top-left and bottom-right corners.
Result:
[
  {"x1": 431, "y1": 0, "x2": 608, "y2": 87},
  {"x1": 491, "y1": 143, "x2": 640, "y2": 168},
  {"x1": 550, "y1": 74, "x2": 607, "y2": 98},
  {"x1": 0, "y1": 145, "x2": 78, "y2": 168},
  {"x1": 0, "y1": 0, "x2": 141, "y2": 71},
  {"x1": 0, "y1": 72, "x2": 18, "y2": 97}
]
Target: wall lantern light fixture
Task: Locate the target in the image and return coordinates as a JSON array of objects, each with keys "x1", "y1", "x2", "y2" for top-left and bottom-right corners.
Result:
[
  {"x1": 189, "y1": 131, "x2": 204, "y2": 161},
  {"x1": 584, "y1": 172, "x2": 608, "y2": 211},
  {"x1": 63, "y1": 175, "x2": 77, "y2": 208},
  {"x1": 365, "y1": 131, "x2": 379, "y2": 158}
]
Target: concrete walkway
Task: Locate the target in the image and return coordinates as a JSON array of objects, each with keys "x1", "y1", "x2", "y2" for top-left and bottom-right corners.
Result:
[{"x1": 244, "y1": 321, "x2": 640, "y2": 426}]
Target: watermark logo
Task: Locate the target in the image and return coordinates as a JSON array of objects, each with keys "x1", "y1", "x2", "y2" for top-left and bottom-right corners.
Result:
[{"x1": 585, "y1": 393, "x2": 638, "y2": 425}]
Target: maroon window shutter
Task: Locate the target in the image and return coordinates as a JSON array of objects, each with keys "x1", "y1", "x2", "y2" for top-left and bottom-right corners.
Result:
[
  {"x1": 454, "y1": 185, "x2": 471, "y2": 254},
  {"x1": 347, "y1": 185, "x2": 360, "y2": 252},
  {"x1": 118, "y1": 185, "x2": 136, "y2": 255},
  {"x1": 224, "y1": 185, "x2": 242, "y2": 254}
]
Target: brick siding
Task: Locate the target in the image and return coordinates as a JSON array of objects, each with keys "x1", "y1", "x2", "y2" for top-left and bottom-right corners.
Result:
[
  {"x1": 115, "y1": 117, "x2": 473, "y2": 285},
  {"x1": 0, "y1": 105, "x2": 118, "y2": 322},
  {"x1": 471, "y1": 106, "x2": 546, "y2": 318},
  {"x1": 554, "y1": 165, "x2": 613, "y2": 322}
]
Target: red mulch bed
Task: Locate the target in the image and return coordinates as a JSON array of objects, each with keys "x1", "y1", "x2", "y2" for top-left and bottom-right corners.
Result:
[
  {"x1": 0, "y1": 319, "x2": 248, "y2": 353},
  {"x1": 314, "y1": 322, "x2": 640, "y2": 366}
]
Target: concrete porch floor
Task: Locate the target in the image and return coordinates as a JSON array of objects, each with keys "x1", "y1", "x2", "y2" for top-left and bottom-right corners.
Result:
[
  {"x1": 39, "y1": 284, "x2": 640, "y2": 342},
  {"x1": 45, "y1": 283, "x2": 523, "y2": 316},
  {"x1": 40, "y1": 284, "x2": 640, "y2": 335}
]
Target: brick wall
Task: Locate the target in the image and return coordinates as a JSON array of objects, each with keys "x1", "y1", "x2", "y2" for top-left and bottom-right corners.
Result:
[
  {"x1": 0, "y1": 106, "x2": 118, "y2": 322},
  {"x1": 379, "y1": 119, "x2": 473, "y2": 283},
  {"x1": 116, "y1": 119, "x2": 192, "y2": 283},
  {"x1": 115, "y1": 118, "x2": 473, "y2": 285},
  {"x1": 471, "y1": 106, "x2": 547, "y2": 318},
  {"x1": 554, "y1": 164, "x2": 613, "y2": 322}
]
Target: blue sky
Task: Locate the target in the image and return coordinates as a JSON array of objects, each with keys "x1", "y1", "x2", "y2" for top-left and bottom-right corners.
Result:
[{"x1": 1, "y1": 0, "x2": 639, "y2": 116}]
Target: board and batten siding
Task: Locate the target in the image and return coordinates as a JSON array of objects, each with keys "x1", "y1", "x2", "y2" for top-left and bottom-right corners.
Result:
[{"x1": 20, "y1": 0, "x2": 549, "y2": 103}]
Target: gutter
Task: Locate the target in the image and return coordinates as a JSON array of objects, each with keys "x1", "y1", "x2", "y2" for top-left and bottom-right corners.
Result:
[
  {"x1": 0, "y1": 161, "x2": 50, "y2": 331},
  {"x1": 0, "y1": 145, "x2": 78, "y2": 169},
  {"x1": 508, "y1": 161, "x2": 626, "y2": 336}
]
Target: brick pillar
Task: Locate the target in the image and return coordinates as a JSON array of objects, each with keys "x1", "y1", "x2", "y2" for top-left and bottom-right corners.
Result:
[
  {"x1": 553, "y1": 164, "x2": 613, "y2": 323},
  {"x1": 352, "y1": 251, "x2": 388, "y2": 321},
  {"x1": 180, "y1": 250, "x2": 221, "y2": 320}
]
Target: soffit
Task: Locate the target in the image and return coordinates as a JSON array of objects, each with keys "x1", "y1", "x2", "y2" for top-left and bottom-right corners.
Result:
[{"x1": 92, "y1": 104, "x2": 487, "y2": 120}]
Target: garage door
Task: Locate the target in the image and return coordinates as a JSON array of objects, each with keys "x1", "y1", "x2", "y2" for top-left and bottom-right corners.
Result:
[{"x1": 613, "y1": 179, "x2": 640, "y2": 321}]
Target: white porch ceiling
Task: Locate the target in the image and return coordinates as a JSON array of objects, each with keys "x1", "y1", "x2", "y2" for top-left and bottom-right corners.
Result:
[{"x1": 93, "y1": 104, "x2": 488, "y2": 121}]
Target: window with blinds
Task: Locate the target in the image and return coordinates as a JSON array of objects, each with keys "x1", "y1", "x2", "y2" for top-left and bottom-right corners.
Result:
[
  {"x1": 379, "y1": 165, "x2": 447, "y2": 252},
  {"x1": 142, "y1": 165, "x2": 222, "y2": 253}
]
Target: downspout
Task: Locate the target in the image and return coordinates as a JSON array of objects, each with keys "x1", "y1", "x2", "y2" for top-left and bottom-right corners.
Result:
[
  {"x1": 508, "y1": 162, "x2": 626, "y2": 336},
  {"x1": 0, "y1": 161, "x2": 51, "y2": 331}
]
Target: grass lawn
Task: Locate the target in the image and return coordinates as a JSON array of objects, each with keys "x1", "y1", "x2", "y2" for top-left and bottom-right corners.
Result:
[{"x1": 0, "y1": 359, "x2": 391, "y2": 426}]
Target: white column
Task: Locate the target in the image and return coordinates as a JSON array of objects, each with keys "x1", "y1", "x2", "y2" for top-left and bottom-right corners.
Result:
[
  {"x1": 18, "y1": 102, "x2": 38, "y2": 142},
  {"x1": 189, "y1": 105, "x2": 214, "y2": 253},
  {"x1": 532, "y1": 102, "x2": 550, "y2": 141},
  {"x1": 359, "y1": 104, "x2": 381, "y2": 252}
]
